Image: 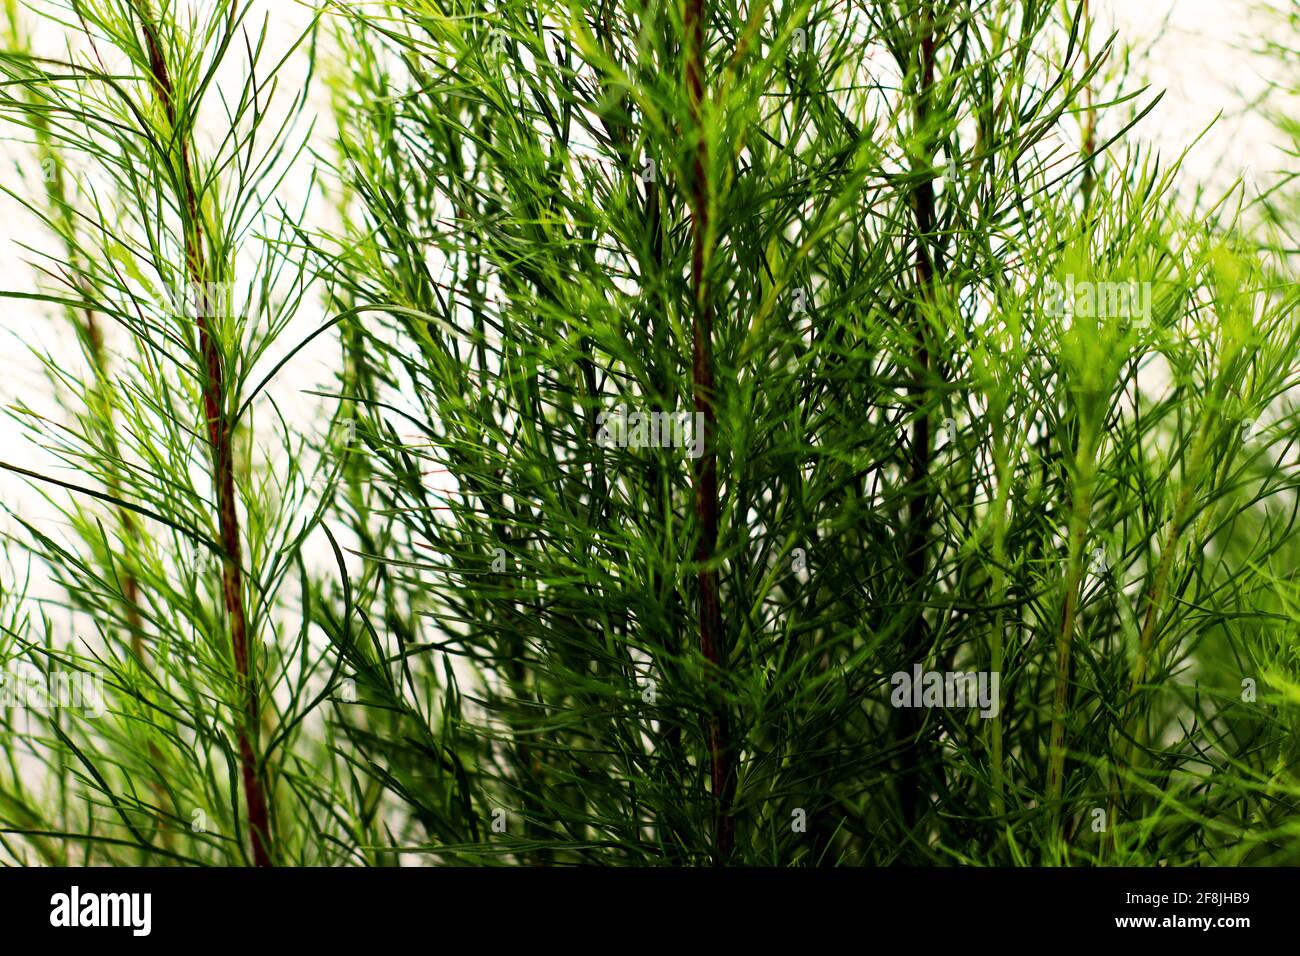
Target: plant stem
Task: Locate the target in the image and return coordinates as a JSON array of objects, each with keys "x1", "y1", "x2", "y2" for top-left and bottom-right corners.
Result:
[
  {"x1": 899, "y1": 0, "x2": 938, "y2": 832},
  {"x1": 988, "y1": 442, "x2": 1012, "y2": 832},
  {"x1": 1045, "y1": 452, "x2": 1094, "y2": 838},
  {"x1": 1079, "y1": 0, "x2": 1097, "y2": 208},
  {"x1": 685, "y1": 0, "x2": 733, "y2": 863},
  {"x1": 133, "y1": 1, "x2": 271, "y2": 866}
]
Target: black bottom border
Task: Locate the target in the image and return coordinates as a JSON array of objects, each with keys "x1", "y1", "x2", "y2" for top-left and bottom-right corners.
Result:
[{"x1": 0, "y1": 865, "x2": 1283, "y2": 943}]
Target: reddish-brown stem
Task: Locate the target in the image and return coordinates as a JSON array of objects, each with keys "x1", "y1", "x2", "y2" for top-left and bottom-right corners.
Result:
[
  {"x1": 898, "y1": 2, "x2": 938, "y2": 832},
  {"x1": 135, "y1": 3, "x2": 271, "y2": 867},
  {"x1": 1080, "y1": 0, "x2": 1097, "y2": 206},
  {"x1": 685, "y1": 0, "x2": 733, "y2": 863}
]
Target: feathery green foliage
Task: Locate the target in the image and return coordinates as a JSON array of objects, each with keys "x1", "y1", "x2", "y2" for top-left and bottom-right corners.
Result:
[{"x1": 0, "y1": 0, "x2": 1297, "y2": 867}]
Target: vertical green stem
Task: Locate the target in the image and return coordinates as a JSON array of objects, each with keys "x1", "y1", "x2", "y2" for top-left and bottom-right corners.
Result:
[{"x1": 1045, "y1": 429, "x2": 1096, "y2": 841}]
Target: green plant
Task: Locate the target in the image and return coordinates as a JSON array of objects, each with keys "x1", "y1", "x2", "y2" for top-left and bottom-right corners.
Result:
[
  {"x1": 0, "y1": 0, "x2": 334, "y2": 865},
  {"x1": 0, "y1": 0, "x2": 1298, "y2": 867}
]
